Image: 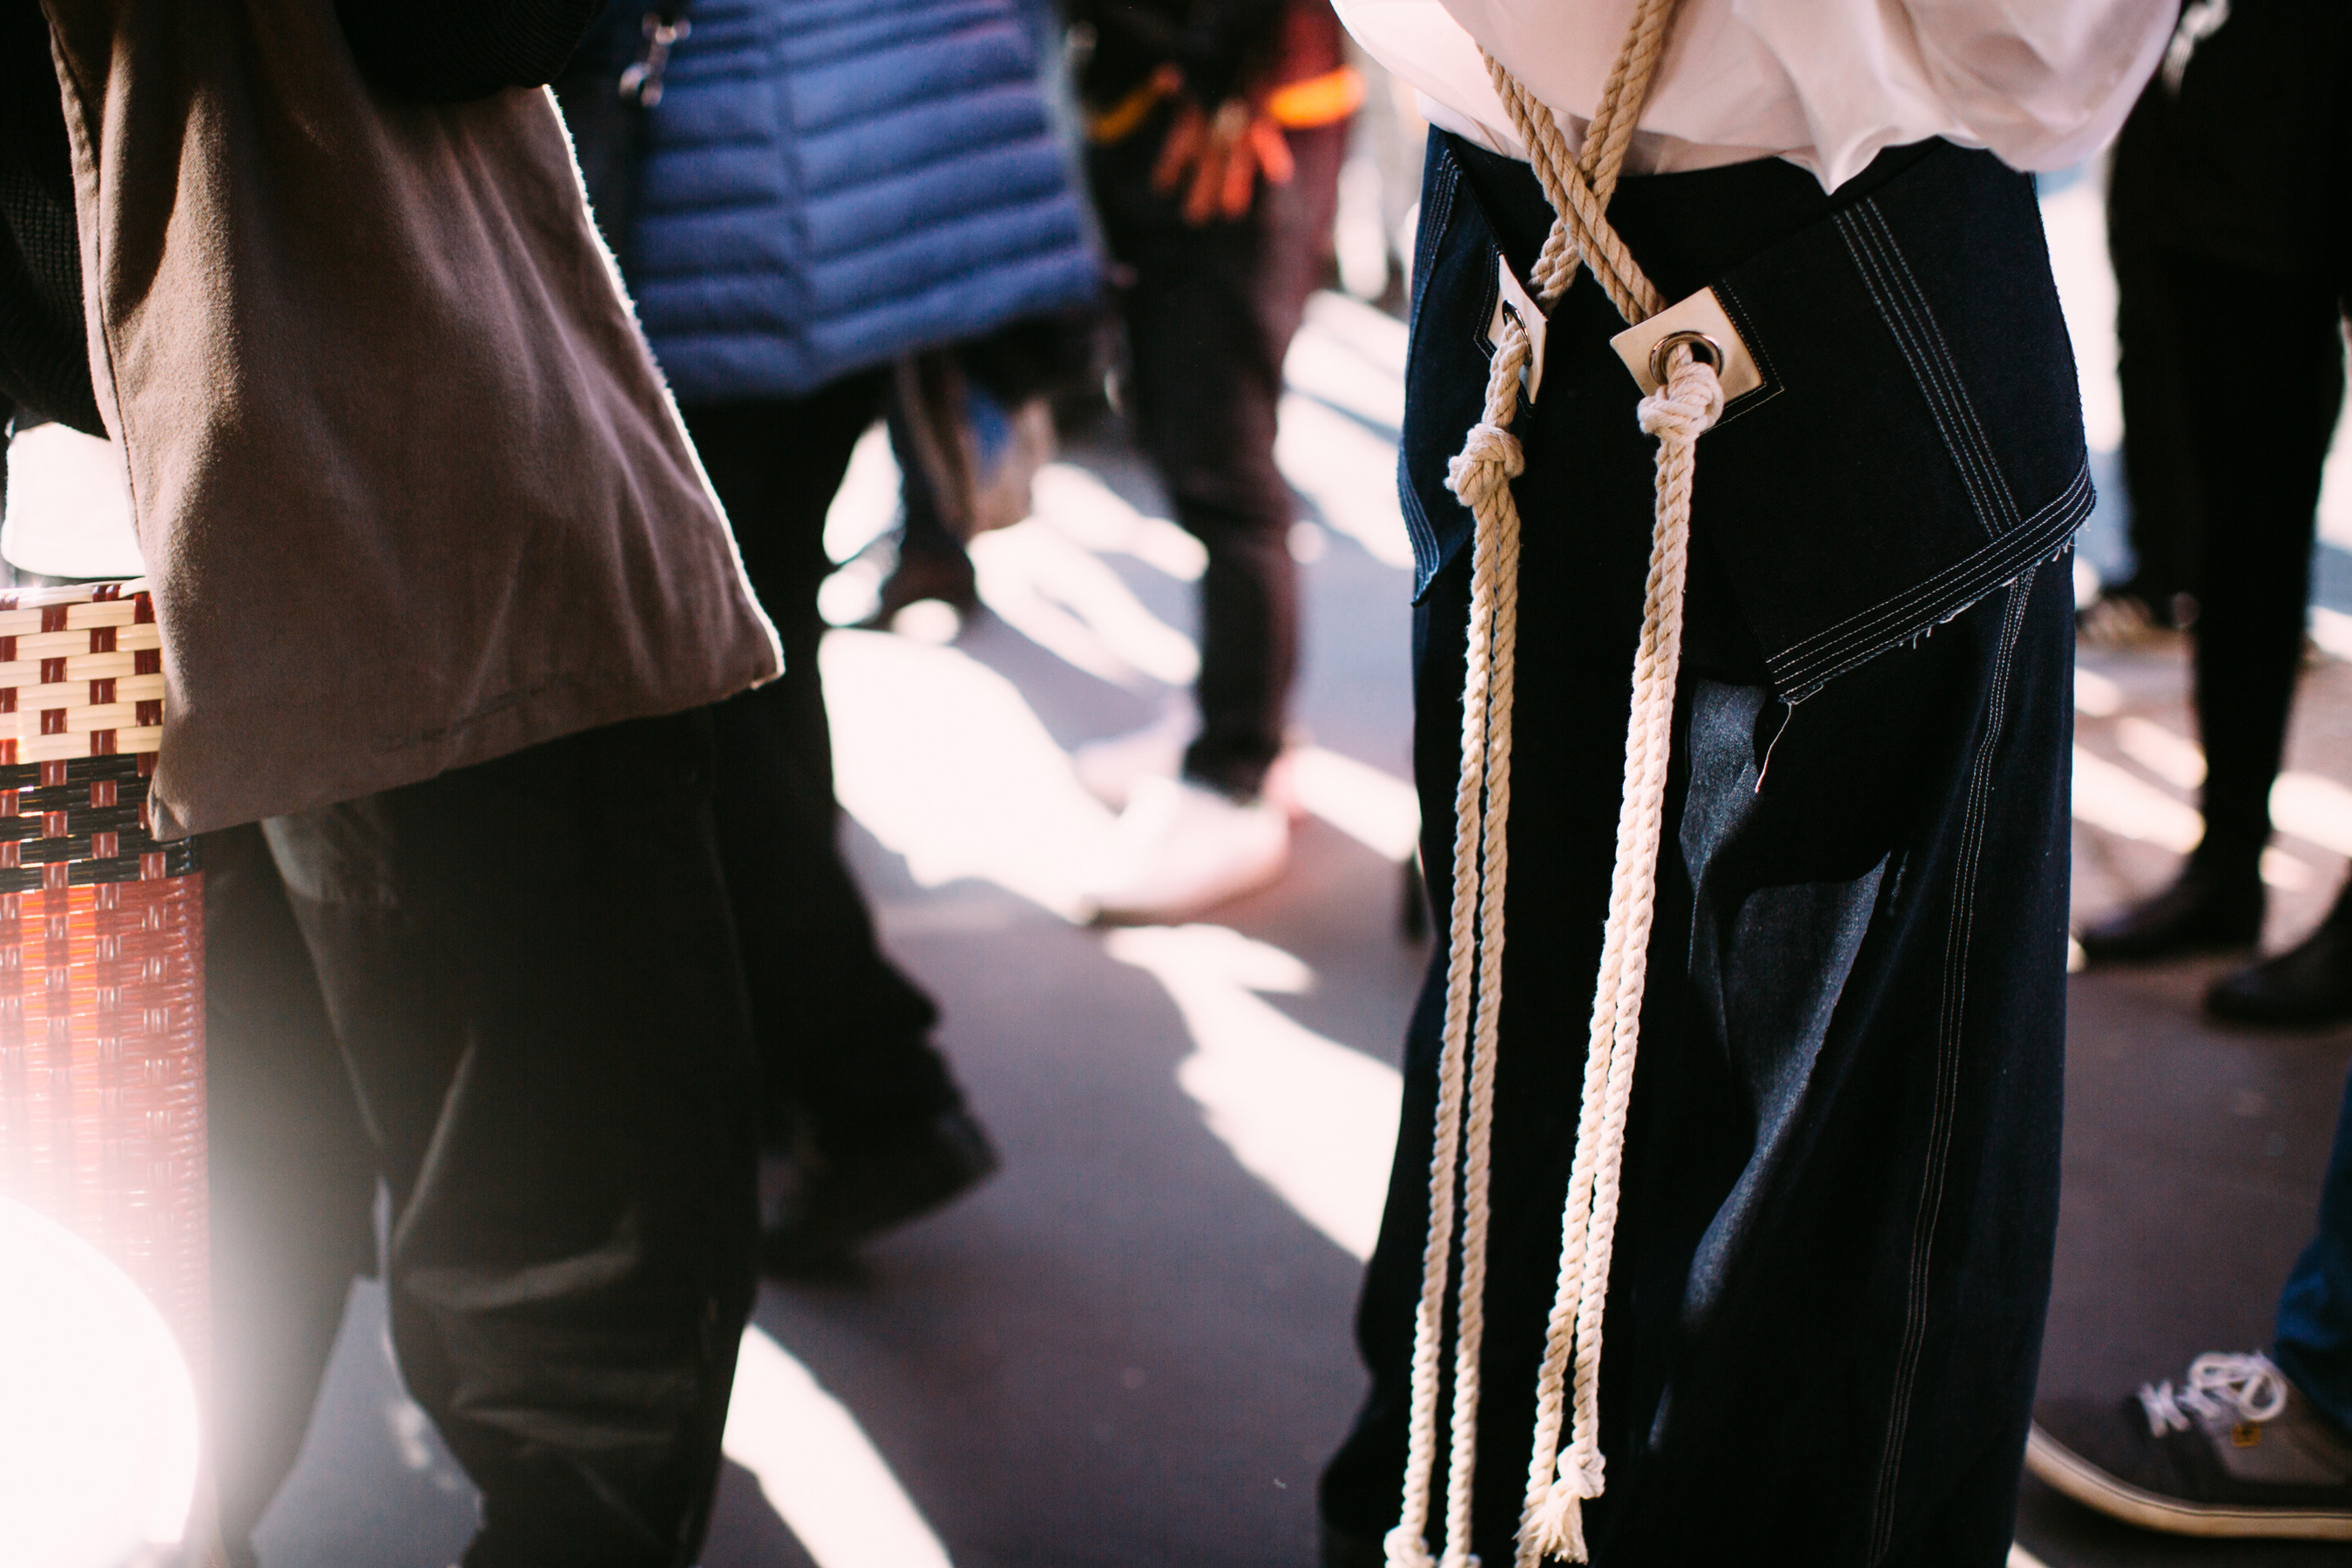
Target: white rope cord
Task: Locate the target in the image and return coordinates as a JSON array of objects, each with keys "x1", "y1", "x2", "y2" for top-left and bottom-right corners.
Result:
[
  {"x1": 1381, "y1": 245, "x2": 1537, "y2": 1568},
  {"x1": 1518, "y1": 347, "x2": 1718, "y2": 1566},
  {"x1": 1386, "y1": 1, "x2": 1717, "y2": 1563}
]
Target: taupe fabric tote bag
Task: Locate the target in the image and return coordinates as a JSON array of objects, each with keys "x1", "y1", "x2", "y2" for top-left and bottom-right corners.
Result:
[{"x1": 42, "y1": 0, "x2": 781, "y2": 835}]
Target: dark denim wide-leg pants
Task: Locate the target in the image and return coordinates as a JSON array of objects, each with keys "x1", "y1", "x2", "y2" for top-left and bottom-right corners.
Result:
[{"x1": 1323, "y1": 133, "x2": 2080, "y2": 1567}]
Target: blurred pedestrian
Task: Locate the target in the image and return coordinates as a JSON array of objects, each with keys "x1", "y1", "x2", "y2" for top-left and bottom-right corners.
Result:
[
  {"x1": 1313, "y1": 2, "x2": 2169, "y2": 1565},
  {"x1": 865, "y1": 330, "x2": 1079, "y2": 630},
  {"x1": 1064, "y1": 0, "x2": 1361, "y2": 922},
  {"x1": 2029, "y1": 1059, "x2": 2352, "y2": 1536},
  {"x1": 17, "y1": 3, "x2": 782, "y2": 1564},
  {"x1": 560, "y1": 0, "x2": 1101, "y2": 1267},
  {"x1": 2075, "y1": 1, "x2": 2352, "y2": 1029},
  {"x1": 2077, "y1": 20, "x2": 2205, "y2": 646}
]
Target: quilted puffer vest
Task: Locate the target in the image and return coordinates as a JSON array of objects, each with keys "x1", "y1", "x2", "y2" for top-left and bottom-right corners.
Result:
[{"x1": 589, "y1": 0, "x2": 1101, "y2": 402}]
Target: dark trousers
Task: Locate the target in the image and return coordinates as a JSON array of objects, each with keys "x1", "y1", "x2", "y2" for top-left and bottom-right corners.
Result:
[
  {"x1": 2105, "y1": 125, "x2": 2202, "y2": 610},
  {"x1": 681, "y1": 386, "x2": 962, "y2": 1152},
  {"x1": 1323, "y1": 138, "x2": 2074, "y2": 1565},
  {"x1": 2160, "y1": 253, "x2": 2346, "y2": 866},
  {"x1": 206, "y1": 710, "x2": 761, "y2": 1568},
  {"x1": 2104, "y1": 0, "x2": 2352, "y2": 867},
  {"x1": 1088, "y1": 120, "x2": 1346, "y2": 798}
]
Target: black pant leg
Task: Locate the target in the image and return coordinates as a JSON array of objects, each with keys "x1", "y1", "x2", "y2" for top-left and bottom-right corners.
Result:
[
  {"x1": 2166, "y1": 253, "x2": 2344, "y2": 865},
  {"x1": 687, "y1": 380, "x2": 888, "y2": 808},
  {"x1": 1328, "y1": 137, "x2": 2077, "y2": 1565},
  {"x1": 261, "y1": 713, "x2": 760, "y2": 1568},
  {"x1": 683, "y1": 386, "x2": 961, "y2": 1150},
  {"x1": 1092, "y1": 121, "x2": 1346, "y2": 797},
  {"x1": 2106, "y1": 117, "x2": 2203, "y2": 607},
  {"x1": 203, "y1": 822, "x2": 377, "y2": 1568},
  {"x1": 886, "y1": 382, "x2": 977, "y2": 568}
]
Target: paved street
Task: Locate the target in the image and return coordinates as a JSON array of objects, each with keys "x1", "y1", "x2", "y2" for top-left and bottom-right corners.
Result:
[{"x1": 244, "y1": 187, "x2": 2352, "y2": 1565}]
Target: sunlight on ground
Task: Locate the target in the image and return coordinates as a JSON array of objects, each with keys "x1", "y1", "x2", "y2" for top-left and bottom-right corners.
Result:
[
  {"x1": 822, "y1": 631, "x2": 1118, "y2": 923},
  {"x1": 819, "y1": 622, "x2": 1414, "y2": 1262},
  {"x1": 1288, "y1": 745, "x2": 1423, "y2": 863},
  {"x1": 821, "y1": 423, "x2": 906, "y2": 567},
  {"x1": 1283, "y1": 293, "x2": 1407, "y2": 432},
  {"x1": 1105, "y1": 925, "x2": 1402, "y2": 1262},
  {"x1": 1030, "y1": 463, "x2": 1206, "y2": 580},
  {"x1": 970, "y1": 521, "x2": 1201, "y2": 688},
  {"x1": 814, "y1": 386, "x2": 1426, "y2": 1267},
  {"x1": 724, "y1": 1325, "x2": 955, "y2": 1568},
  {"x1": 1275, "y1": 394, "x2": 1416, "y2": 570},
  {"x1": 2072, "y1": 679, "x2": 2352, "y2": 887},
  {"x1": 2072, "y1": 746, "x2": 2318, "y2": 890}
]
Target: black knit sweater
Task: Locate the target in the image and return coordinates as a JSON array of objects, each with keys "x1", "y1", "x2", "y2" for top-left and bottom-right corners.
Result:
[
  {"x1": 0, "y1": 0, "x2": 101, "y2": 435},
  {"x1": 0, "y1": 0, "x2": 606, "y2": 441}
]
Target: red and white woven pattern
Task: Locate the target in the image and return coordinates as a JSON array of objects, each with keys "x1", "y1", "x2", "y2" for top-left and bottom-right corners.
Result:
[
  {"x1": 0, "y1": 578, "x2": 164, "y2": 762},
  {"x1": 0, "y1": 578, "x2": 206, "y2": 1376}
]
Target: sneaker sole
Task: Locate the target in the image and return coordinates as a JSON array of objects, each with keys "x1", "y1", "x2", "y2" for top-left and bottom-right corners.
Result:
[{"x1": 2025, "y1": 1424, "x2": 2352, "y2": 1539}]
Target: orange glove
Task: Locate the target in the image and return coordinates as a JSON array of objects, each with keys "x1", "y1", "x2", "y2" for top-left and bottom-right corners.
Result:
[{"x1": 1150, "y1": 91, "x2": 1296, "y2": 225}]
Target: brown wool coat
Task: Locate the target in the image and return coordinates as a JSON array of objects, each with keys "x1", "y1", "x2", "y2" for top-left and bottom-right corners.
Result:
[{"x1": 40, "y1": 0, "x2": 781, "y2": 835}]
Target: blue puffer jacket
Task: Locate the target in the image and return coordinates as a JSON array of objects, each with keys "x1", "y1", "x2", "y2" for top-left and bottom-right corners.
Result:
[{"x1": 599, "y1": 0, "x2": 1099, "y2": 403}]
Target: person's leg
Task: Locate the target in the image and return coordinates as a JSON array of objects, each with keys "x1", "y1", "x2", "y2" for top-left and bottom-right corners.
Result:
[
  {"x1": 1326, "y1": 133, "x2": 2075, "y2": 1566},
  {"x1": 682, "y1": 387, "x2": 990, "y2": 1260},
  {"x1": 2277, "y1": 1063, "x2": 2352, "y2": 1430},
  {"x1": 1067, "y1": 125, "x2": 1347, "y2": 921},
  {"x1": 2101, "y1": 118, "x2": 2201, "y2": 625},
  {"x1": 1092, "y1": 122, "x2": 1345, "y2": 800},
  {"x1": 1598, "y1": 568, "x2": 2073, "y2": 1567},
  {"x1": 2078, "y1": 256, "x2": 2342, "y2": 963},
  {"x1": 2030, "y1": 1037, "x2": 2352, "y2": 1538},
  {"x1": 683, "y1": 387, "x2": 963, "y2": 1140},
  {"x1": 873, "y1": 366, "x2": 980, "y2": 620},
  {"x1": 261, "y1": 713, "x2": 760, "y2": 1568},
  {"x1": 203, "y1": 822, "x2": 378, "y2": 1568},
  {"x1": 2182, "y1": 258, "x2": 2341, "y2": 873},
  {"x1": 1327, "y1": 564, "x2": 2074, "y2": 1566},
  {"x1": 686, "y1": 380, "x2": 889, "y2": 811}
]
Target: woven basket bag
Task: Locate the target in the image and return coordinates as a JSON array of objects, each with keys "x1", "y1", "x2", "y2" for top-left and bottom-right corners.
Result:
[{"x1": 0, "y1": 578, "x2": 205, "y2": 1377}]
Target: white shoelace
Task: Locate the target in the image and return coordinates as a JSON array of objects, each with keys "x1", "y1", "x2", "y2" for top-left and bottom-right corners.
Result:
[{"x1": 2138, "y1": 1351, "x2": 2291, "y2": 1436}]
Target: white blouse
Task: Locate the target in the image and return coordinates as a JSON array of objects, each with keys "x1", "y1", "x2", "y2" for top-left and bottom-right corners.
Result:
[{"x1": 1333, "y1": 0, "x2": 2177, "y2": 190}]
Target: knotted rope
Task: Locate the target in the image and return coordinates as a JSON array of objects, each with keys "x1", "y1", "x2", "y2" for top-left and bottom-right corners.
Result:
[{"x1": 1386, "y1": 3, "x2": 1715, "y2": 1565}]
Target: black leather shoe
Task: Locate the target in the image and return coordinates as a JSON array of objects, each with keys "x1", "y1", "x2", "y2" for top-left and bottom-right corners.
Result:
[
  {"x1": 761, "y1": 1106, "x2": 998, "y2": 1274},
  {"x1": 2078, "y1": 861, "x2": 2264, "y2": 964},
  {"x1": 2207, "y1": 905, "x2": 2352, "y2": 1028}
]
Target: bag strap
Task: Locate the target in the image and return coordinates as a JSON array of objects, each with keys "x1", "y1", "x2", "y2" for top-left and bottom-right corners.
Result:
[
  {"x1": 556, "y1": 3, "x2": 691, "y2": 267},
  {"x1": 618, "y1": 4, "x2": 692, "y2": 109}
]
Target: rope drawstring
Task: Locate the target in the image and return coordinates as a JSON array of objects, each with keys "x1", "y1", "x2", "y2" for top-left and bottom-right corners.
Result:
[
  {"x1": 1519, "y1": 345, "x2": 1718, "y2": 1566},
  {"x1": 1389, "y1": 2, "x2": 1720, "y2": 1563}
]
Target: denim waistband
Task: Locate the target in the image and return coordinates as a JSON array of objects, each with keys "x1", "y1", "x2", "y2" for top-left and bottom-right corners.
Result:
[{"x1": 1400, "y1": 132, "x2": 2092, "y2": 702}]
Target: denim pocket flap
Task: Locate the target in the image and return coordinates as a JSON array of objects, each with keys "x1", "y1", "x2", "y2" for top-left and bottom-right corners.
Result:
[{"x1": 1700, "y1": 152, "x2": 2092, "y2": 701}]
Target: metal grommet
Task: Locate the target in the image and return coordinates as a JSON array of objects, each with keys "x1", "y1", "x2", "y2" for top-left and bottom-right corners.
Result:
[{"x1": 1648, "y1": 329, "x2": 1723, "y2": 387}]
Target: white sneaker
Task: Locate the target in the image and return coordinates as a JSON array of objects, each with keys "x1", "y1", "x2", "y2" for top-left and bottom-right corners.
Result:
[
  {"x1": 1071, "y1": 707, "x2": 1193, "y2": 810},
  {"x1": 1083, "y1": 776, "x2": 1291, "y2": 923}
]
